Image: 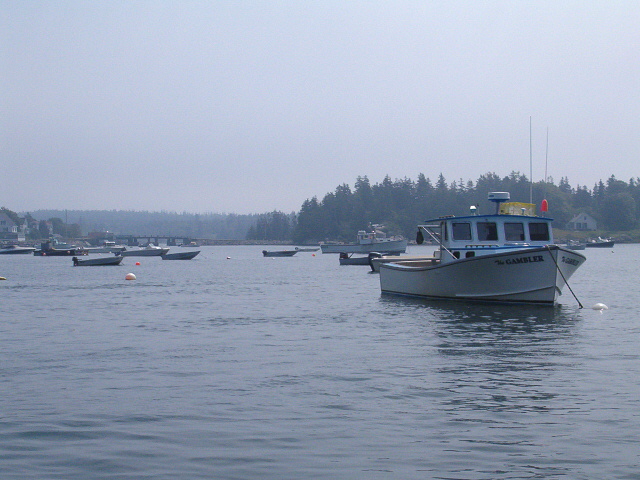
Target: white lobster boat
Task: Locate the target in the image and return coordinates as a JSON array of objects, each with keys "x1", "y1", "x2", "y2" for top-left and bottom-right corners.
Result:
[
  {"x1": 321, "y1": 225, "x2": 407, "y2": 254},
  {"x1": 379, "y1": 192, "x2": 586, "y2": 306}
]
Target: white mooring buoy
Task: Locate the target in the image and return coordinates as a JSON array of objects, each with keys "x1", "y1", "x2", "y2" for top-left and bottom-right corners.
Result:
[{"x1": 592, "y1": 303, "x2": 609, "y2": 313}]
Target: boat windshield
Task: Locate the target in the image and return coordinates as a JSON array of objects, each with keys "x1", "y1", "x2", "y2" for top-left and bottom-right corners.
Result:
[
  {"x1": 452, "y1": 222, "x2": 472, "y2": 241},
  {"x1": 529, "y1": 222, "x2": 550, "y2": 241},
  {"x1": 477, "y1": 222, "x2": 498, "y2": 241},
  {"x1": 504, "y1": 222, "x2": 525, "y2": 241}
]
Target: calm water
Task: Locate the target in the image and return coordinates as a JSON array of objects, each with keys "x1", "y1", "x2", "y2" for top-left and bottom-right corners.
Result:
[{"x1": 1, "y1": 244, "x2": 639, "y2": 479}]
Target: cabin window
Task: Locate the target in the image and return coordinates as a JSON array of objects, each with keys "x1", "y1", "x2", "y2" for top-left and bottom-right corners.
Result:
[
  {"x1": 529, "y1": 222, "x2": 550, "y2": 241},
  {"x1": 465, "y1": 251, "x2": 475, "y2": 258},
  {"x1": 477, "y1": 222, "x2": 498, "y2": 241},
  {"x1": 441, "y1": 221, "x2": 448, "y2": 241},
  {"x1": 452, "y1": 222, "x2": 472, "y2": 240},
  {"x1": 504, "y1": 222, "x2": 525, "y2": 241},
  {"x1": 453, "y1": 251, "x2": 460, "y2": 259}
]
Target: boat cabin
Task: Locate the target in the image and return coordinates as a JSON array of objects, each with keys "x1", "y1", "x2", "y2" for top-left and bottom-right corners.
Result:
[
  {"x1": 356, "y1": 224, "x2": 397, "y2": 245},
  {"x1": 419, "y1": 192, "x2": 554, "y2": 264}
]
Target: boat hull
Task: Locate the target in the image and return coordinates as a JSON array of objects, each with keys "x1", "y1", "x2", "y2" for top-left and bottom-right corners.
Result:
[
  {"x1": 321, "y1": 238, "x2": 407, "y2": 254},
  {"x1": 34, "y1": 248, "x2": 86, "y2": 256},
  {"x1": 73, "y1": 256, "x2": 124, "y2": 266},
  {"x1": 120, "y1": 247, "x2": 169, "y2": 257},
  {"x1": 262, "y1": 250, "x2": 297, "y2": 257},
  {"x1": 161, "y1": 251, "x2": 200, "y2": 260},
  {"x1": 370, "y1": 254, "x2": 436, "y2": 272},
  {"x1": 339, "y1": 255, "x2": 372, "y2": 266},
  {"x1": 585, "y1": 241, "x2": 614, "y2": 248},
  {"x1": 0, "y1": 246, "x2": 36, "y2": 254},
  {"x1": 379, "y1": 246, "x2": 586, "y2": 305},
  {"x1": 84, "y1": 246, "x2": 127, "y2": 254}
]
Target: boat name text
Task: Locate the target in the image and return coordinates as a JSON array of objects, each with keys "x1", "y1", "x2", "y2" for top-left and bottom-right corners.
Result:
[
  {"x1": 495, "y1": 255, "x2": 544, "y2": 266},
  {"x1": 561, "y1": 256, "x2": 580, "y2": 266}
]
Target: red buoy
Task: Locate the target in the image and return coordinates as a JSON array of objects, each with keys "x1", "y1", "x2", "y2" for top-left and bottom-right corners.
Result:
[{"x1": 541, "y1": 199, "x2": 549, "y2": 212}]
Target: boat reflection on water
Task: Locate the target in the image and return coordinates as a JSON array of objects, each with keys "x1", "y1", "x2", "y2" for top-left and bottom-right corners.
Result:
[
  {"x1": 378, "y1": 294, "x2": 583, "y2": 416},
  {"x1": 379, "y1": 293, "x2": 581, "y2": 325}
]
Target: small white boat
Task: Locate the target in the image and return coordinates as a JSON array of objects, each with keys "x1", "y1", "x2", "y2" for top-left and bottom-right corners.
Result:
[
  {"x1": 321, "y1": 225, "x2": 407, "y2": 254},
  {"x1": 73, "y1": 255, "x2": 124, "y2": 266},
  {"x1": 370, "y1": 254, "x2": 435, "y2": 272},
  {"x1": 119, "y1": 245, "x2": 170, "y2": 257},
  {"x1": 161, "y1": 250, "x2": 200, "y2": 260},
  {"x1": 563, "y1": 240, "x2": 586, "y2": 251},
  {"x1": 295, "y1": 247, "x2": 320, "y2": 252},
  {"x1": 84, "y1": 241, "x2": 127, "y2": 254},
  {"x1": 379, "y1": 192, "x2": 586, "y2": 306},
  {"x1": 180, "y1": 241, "x2": 201, "y2": 247},
  {"x1": 0, "y1": 245, "x2": 36, "y2": 255}
]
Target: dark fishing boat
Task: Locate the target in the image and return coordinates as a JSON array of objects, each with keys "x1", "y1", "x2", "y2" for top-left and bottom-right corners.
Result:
[
  {"x1": 262, "y1": 250, "x2": 297, "y2": 257},
  {"x1": 161, "y1": 250, "x2": 200, "y2": 260},
  {"x1": 34, "y1": 240, "x2": 87, "y2": 256},
  {"x1": 73, "y1": 256, "x2": 123, "y2": 266},
  {"x1": 585, "y1": 237, "x2": 615, "y2": 248}
]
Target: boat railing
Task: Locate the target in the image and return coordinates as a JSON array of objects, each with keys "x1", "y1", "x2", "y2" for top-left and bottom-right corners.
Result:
[{"x1": 420, "y1": 224, "x2": 457, "y2": 260}]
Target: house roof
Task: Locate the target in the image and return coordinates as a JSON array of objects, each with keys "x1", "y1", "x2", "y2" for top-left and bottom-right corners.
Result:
[{"x1": 568, "y1": 212, "x2": 596, "y2": 223}]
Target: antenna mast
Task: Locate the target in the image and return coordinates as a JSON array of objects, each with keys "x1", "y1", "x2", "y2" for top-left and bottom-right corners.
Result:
[
  {"x1": 529, "y1": 116, "x2": 533, "y2": 203},
  {"x1": 544, "y1": 126, "x2": 549, "y2": 185}
]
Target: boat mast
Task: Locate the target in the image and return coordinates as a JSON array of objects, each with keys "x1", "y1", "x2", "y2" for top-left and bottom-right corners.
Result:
[
  {"x1": 529, "y1": 116, "x2": 533, "y2": 204},
  {"x1": 544, "y1": 126, "x2": 549, "y2": 186},
  {"x1": 541, "y1": 126, "x2": 549, "y2": 216}
]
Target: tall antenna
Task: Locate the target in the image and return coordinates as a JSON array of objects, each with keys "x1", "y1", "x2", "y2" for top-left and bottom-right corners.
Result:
[
  {"x1": 529, "y1": 116, "x2": 533, "y2": 203},
  {"x1": 541, "y1": 127, "x2": 549, "y2": 216},
  {"x1": 544, "y1": 127, "x2": 549, "y2": 185}
]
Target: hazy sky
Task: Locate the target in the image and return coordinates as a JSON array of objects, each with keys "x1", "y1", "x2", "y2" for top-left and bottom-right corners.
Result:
[{"x1": 2, "y1": 1, "x2": 639, "y2": 214}]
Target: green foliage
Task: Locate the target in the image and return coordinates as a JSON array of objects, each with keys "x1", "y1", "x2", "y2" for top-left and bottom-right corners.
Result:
[
  {"x1": 0, "y1": 207, "x2": 22, "y2": 225},
  {"x1": 29, "y1": 209, "x2": 259, "y2": 239},
  {"x1": 291, "y1": 172, "x2": 640, "y2": 242},
  {"x1": 601, "y1": 193, "x2": 636, "y2": 230},
  {"x1": 246, "y1": 211, "x2": 296, "y2": 241}
]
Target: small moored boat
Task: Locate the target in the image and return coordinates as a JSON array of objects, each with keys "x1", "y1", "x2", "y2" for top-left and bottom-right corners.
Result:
[
  {"x1": 262, "y1": 250, "x2": 298, "y2": 257},
  {"x1": 34, "y1": 240, "x2": 87, "y2": 256},
  {"x1": 321, "y1": 225, "x2": 407, "y2": 254},
  {"x1": 339, "y1": 252, "x2": 385, "y2": 266},
  {"x1": 119, "y1": 245, "x2": 170, "y2": 257},
  {"x1": 73, "y1": 255, "x2": 124, "y2": 266},
  {"x1": 84, "y1": 241, "x2": 127, "y2": 254},
  {"x1": 585, "y1": 237, "x2": 614, "y2": 248},
  {"x1": 161, "y1": 250, "x2": 200, "y2": 260},
  {"x1": 0, "y1": 245, "x2": 36, "y2": 255},
  {"x1": 563, "y1": 240, "x2": 586, "y2": 251},
  {"x1": 370, "y1": 254, "x2": 435, "y2": 272}
]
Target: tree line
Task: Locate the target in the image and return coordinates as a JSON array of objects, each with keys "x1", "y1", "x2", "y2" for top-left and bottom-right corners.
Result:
[
  {"x1": 10, "y1": 171, "x2": 640, "y2": 243},
  {"x1": 249, "y1": 172, "x2": 640, "y2": 243},
  {"x1": 23, "y1": 210, "x2": 259, "y2": 240}
]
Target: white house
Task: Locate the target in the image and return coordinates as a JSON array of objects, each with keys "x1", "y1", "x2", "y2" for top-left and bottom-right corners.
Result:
[
  {"x1": 566, "y1": 212, "x2": 597, "y2": 231},
  {"x1": 0, "y1": 212, "x2": 26, "y2": 240}
]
